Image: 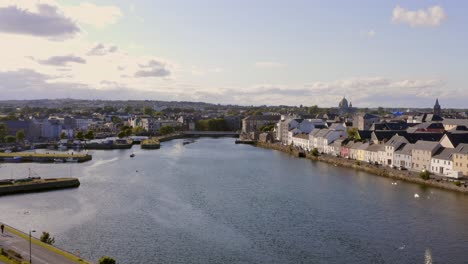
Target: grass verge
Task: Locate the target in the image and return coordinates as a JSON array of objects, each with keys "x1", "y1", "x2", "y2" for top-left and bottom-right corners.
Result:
[{"x1": 4, "y1": 226, "x2": 89, "y2": 264}]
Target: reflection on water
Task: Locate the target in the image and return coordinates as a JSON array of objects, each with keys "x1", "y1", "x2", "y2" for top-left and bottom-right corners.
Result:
[{"x1": 1, "y1": 138, "x2": 467, "y2": 264}]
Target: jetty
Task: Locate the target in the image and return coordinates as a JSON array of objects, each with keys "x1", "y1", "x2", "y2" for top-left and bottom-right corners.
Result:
[
  {"x1": 0, "y1": 177, "x2": 80, "y2": 196},
  {"x1": 0, "y1": 152, "x2": 92, "y2": 163}
]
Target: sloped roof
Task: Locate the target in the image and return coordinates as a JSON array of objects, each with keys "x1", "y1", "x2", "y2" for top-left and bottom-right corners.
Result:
[
  {"x1": 443, "y1": 133, "x2": 468, "y2": 148},
  {"x1": 404, "y1": 133, "x2": 444, "y2": 143},
  {"x1": 244, "y1": 115, "x2": 281, "y2": 121},
  {"x1": 412, "y1": 140, "x2": 440, "y2": 152},
  {"x1": 432, "y1": 148, "x2": 455, "y2": 161},
  {"x1": 395, "y1": 143, "x2": 415, "y2": 155},
  {"x1": 454, "y1": 143, "x2": 468, "y2": 155}
]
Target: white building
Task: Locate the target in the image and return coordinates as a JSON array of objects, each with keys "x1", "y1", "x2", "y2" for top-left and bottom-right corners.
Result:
[
  {"x1": 394, "y1": 143, "x2": 414, "y2": 169},
  {"x1": 383, "y1": 135, "x2": 409, "y2": 167},
  {"x1": 430, "y1": 148, "x2": 456, "y2": 177}
]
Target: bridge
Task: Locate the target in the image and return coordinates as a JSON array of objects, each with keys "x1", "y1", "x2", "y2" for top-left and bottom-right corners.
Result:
[{"x1": 182, "y1": 131, "x2": 240, "y2": 137}]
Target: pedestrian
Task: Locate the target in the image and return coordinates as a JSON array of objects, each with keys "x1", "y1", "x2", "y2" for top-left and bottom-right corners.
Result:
[{"x1": 1, "y1": 224, "x2": 4, "y2": 234}]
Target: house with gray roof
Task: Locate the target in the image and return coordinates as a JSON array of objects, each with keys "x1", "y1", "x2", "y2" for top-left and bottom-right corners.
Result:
[
  {"x1": 394, "y1": 143, "x2": 415, "y2": 169},
  {"x1": 411, "y1": 140, "x2": 442, "y2": 171},
  {"x1": 430, "y1": 148, "x2": 457, "y2": 177}
]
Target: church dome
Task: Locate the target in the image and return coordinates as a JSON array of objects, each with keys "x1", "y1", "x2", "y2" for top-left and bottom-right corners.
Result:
[{"x1": 339, "y1": 97, "x2": 349, "y2": 108}]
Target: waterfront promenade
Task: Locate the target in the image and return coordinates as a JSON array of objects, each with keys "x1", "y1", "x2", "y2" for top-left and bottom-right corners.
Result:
[
  {"x1": 255, "y1": 141, "x2": 468, "y2": 194},
  {"x1": 0, "y1": 224, "x2": 88, "y2": 264}
]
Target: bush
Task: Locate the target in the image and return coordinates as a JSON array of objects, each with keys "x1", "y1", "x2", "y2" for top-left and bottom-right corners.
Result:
[
  {"x1": 420, "y1": 170, "x2": 430, "y2": 180},
  {"x1": 40, "y1": 232, "x2": 55, "y2": 245},
  {"x1": 311, "y1": 148, "x2": 319, "y2": 157},
  {"x1": 98, "y1": 256, "x2": 116, "y2": 264},
  {"x1": 454, "y1": 181, "x2": 461, "y2": 187},
  {"x1": 159, "y1": 125, "x2": 175, "y2": 135}
]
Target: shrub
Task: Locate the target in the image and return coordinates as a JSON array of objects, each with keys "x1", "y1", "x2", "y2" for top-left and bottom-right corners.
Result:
[
  {"x1": 420, "y1": 170, "x2": 430, "y2": 180},
  {"x1": 98, "y1": 256, "x2": 116, "y2": 264},
  {"x1": 454, "y1": 181, "x2": 461, "y2": 187},
  {"x1": 311, "y1": 148, "x2": 319, "y2": 157},
  {"x1": 40, "y1": 232, "x2": 55, "y2": 245}
]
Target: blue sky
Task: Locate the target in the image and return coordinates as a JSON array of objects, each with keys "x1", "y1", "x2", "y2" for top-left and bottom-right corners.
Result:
[{"x1": 0, "y1": 0, "x2": 466, "y2": 107}]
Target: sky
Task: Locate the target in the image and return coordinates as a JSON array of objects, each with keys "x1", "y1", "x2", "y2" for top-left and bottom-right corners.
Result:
[{"x1": 0, "y1": 0, "x2": 466, "y2": 108}]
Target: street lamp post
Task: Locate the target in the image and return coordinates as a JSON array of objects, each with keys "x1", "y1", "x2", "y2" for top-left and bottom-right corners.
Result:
[{"x1": 29, "y1": 230, "x2": 36, "y2": 264}]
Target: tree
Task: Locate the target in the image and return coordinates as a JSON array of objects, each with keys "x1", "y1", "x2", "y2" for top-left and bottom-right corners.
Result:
[
  {"x1": 76, "y1": 131, "x2": 85, "y2": 141},
  {"x1": 40, "y1": 232, "x2": 55, "y2": 245},
  {"x1": 125, "y1": 128, "x2": 132, "y2": 137},
  {"x1": 117, "y1": 131, "x2": 126, "y2": 138},
  {"x1": 4, "y1": 135, "x2": 16, "y2": 143},
  {"x1": 308, "y1": 105, "x2": 319, "y2": 115},
  {"x1": 0, "y1": 123, "x2": 8, "y2": 143},
  {"x1": 60, "y1": 132, "x2": 67, "y2": 140},
  {"x1": 420, "y1": 170, "x2": 430, "y2": 180},
  {"x1": 195, "y1": 119, "x2": 228, "y2": 131},
  {"x1": 159, "y1": 125, "x2": 175, "y2": 135},
  {"x1": 16, "y1": 129, "x2": 25, "y2": 143},
  {"x1": 311, "y1": 148, "x2": 319, "y2": 157},
  {"x1": 143, "y1": 106, "x2": 154, "y2": 116},
  {"x1": 111, "y1": 116, "x2": 122, "y2": 124},
  {"x1": 124, "y1": 105, "x2": 133, "y2": 114},
  {"x1": 347, "y1": 127, "x2": 358, "y2": 139},
  {"x1": 98, "y1": 256, "x2": 116, "y2": 264},
  {"x1": 85, "y1": 130, "x2": 95, "y2": 140},
  {"x1": 132, "y1": 126, "x2": 146, "y2": 135},
  {"x1": 260, "y1": 124, "x2": 275, "y2": 132}
]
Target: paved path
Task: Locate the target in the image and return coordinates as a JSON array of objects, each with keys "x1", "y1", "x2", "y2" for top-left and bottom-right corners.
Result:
[{"x1": 0, "y1": 229, "x2": 81, "y2": 264}]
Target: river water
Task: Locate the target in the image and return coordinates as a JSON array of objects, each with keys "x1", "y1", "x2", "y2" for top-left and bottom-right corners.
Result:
[{"x1": 1, "y1": 138, "x2": 467, "y2": 264}]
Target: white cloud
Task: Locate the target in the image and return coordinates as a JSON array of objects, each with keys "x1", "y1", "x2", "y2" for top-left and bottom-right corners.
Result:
[
  {"x1": 392, "y1": 5, "x2": 446, "y2": 27},
  {"x1": 0, "y1": 3, "x2": 79, "y2": 39},
  {"x1": 254, "y1": 61, "x2": 286, "y2": 69}
]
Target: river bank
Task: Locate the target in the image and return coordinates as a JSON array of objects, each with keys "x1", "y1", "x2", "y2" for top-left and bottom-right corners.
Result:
[{"x1": 255, "y1": 141, "x2": 468, "y2": 194}]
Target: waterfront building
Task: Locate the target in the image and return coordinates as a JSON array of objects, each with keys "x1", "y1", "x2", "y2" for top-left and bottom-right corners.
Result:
[
  {"x1": 242, "y1": 115, "x2": 281, "y2": 133},
  {"x1": 356, "y1": 142, "x2": 370, "y2": 162},
  {"x1": 309, "y1": 123, "x2": 346, "y2": 153},
  {"x1": 384, "y1": 135, "x2": 409, "y2": 166},
  {"x1": 341, "y1": 141, "x2": 353, "y2": 159},
  {"x1": 365, "y1": 144, "x2": 383, "y2": 164},
  {"x1": 349, "y1": 142, "x2": 363, "y2": 160},
  {"x1": 291, "y1": 133, "x2": 309, "y2": 149},
  {"x1": 453, "y1": 144, "x2": 468, "y2": 176},
  {"x1": 394, "y1": 143, "x2": 414, "y2": 169},
  {"x1": 411, "y1": 141, "x2": 442, "y2": 171},
  {"x1": 430, "y1": 148, "x2": 456, "y2": 177}
]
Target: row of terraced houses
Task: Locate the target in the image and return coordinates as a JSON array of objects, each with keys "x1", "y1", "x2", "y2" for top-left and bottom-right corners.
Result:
[{"x1": 241, "y1": 109, "x2": 468, "y2": 179}]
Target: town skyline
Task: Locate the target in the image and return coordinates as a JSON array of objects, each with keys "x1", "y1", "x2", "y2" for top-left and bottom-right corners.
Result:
[{"x1": 0, "y1": 1, "x2": 467, "y2": 107}]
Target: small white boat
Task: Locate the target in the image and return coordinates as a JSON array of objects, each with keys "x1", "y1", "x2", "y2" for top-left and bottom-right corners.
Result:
[
  {"x1": 54, "y1": 158, "x2": 64, "y2": 163},
  {"x1": 66, "y1": 158, "x2": 78, "y2": 163}
]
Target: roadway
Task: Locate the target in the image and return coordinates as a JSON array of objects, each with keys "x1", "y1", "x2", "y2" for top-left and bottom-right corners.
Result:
[{"x1": 0, "y1": 227, "x2": 82, "y2": 264}]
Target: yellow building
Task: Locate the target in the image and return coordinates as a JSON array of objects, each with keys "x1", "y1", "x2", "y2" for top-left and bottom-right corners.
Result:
[{"x1": 453, "y1": 144, "x2": 468, "y2": 176}]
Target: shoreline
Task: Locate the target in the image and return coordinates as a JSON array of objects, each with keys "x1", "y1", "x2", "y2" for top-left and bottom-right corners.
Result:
[{"x1": 254, "y1": 141, "x2": 468, "y2": 194}]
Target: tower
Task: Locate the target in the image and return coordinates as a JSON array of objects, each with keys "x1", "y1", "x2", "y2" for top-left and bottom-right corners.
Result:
[{"x1": 433, "y1": 98, "x2": 441, "y2": 116}]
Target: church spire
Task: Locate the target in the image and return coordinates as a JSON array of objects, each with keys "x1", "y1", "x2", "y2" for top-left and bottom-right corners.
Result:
[{"x1": 433, "y1": 98, "x2": 441, "y2": 115}]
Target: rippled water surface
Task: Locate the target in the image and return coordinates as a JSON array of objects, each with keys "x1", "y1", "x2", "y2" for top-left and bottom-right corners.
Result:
[{"x1": 1, "y1": 138, "x2": 468, "y2": 264}]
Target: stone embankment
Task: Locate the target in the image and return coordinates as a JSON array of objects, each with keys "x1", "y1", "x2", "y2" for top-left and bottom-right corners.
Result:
[
  {"x1": 255, "y1": 142, "x2": 468, "y2": 194},
  {"x1": 0, "y1": 178, "x2": 80, "y2": 196},
  {"x1": 0, "y1": 152, "x2": 92, "y2": 163}
]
